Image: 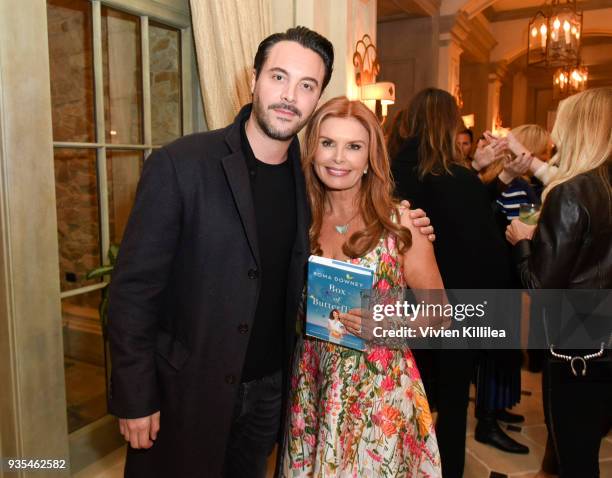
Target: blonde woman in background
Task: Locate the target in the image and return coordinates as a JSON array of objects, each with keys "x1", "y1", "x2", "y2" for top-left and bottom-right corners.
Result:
[
  {"x1": 479, "y1": 124, "x2": 550, "y2": 220},
  {"x1": 506, "y1": 87, "x2": 612, "y2": 478},
  {"x1": 506, "y1": 125, "x2": 559, "y2": 186},
  {"x1": 467, "y1": 125, "x2": 552, "y2": 457}
]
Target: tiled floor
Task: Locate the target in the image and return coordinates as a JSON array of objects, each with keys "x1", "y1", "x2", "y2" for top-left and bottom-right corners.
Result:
[
  {"x1": 75, "y1": 371, "x2": 612, "y2": 477},
  {"x1": 463, "y1": 370, "x2": 612, "y2": 478}
]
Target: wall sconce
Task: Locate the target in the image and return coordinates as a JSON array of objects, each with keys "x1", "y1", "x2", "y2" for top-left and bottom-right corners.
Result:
[{"x1": 353, "y1": 34, "x2": 395, "y2": 123}]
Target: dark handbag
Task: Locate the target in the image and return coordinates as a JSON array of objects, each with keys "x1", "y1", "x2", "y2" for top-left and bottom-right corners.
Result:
[{"x1": 546, "y1": 351, "x2": 612, "y2": 384}]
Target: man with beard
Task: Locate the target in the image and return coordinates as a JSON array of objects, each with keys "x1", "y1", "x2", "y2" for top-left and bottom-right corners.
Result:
[{"x1": 108, "y1": 27, "x2": 433, "y2": 478}]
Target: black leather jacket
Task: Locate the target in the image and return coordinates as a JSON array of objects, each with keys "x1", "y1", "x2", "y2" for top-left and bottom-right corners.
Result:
[{"x1": 514, "y1": 165, "x2": 612, "y2": 289}]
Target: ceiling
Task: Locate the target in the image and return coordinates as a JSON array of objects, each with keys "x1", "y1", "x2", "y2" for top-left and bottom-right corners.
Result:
[
  {"x1": 378, "y1": 0, "x2": 612, "y2": 22},
  {"x1": 509, "y1": 35, "x2": 612, "y2": 80},
  {"x1": 377, "y1": 0, "x2": 431, "y2": 21},
  {"x1": 491, "y1": 0, "x2": 590, "y2": 12},
  {"x1": 483, "y1": 0, "x2": 611, "y2": 22}
]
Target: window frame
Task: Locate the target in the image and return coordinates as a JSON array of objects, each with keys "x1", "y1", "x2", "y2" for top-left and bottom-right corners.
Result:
[
  {"x1": 54, "y1": 0, "x2": 193, "y2": 300},
  {"x1": 47, "y1": 1, "x2": 197, "y2": 467}
]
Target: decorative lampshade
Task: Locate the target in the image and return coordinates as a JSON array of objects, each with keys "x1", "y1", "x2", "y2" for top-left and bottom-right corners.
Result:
[
  {"x1": 553, "y1": 63, "x2": 588, "y2": 98},
  {"x1": 462, "y1": 114, "x2": 475, "y2": 129},
  {"x1": 527, "y1": 0, "x2": 582, "y2": 68},
  {"x1": 361, "y1": 82, "x2": 395, "y2": 118}
]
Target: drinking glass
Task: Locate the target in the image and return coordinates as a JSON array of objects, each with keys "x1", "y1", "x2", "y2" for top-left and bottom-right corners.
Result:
[{"x1": 519, "y1": 203, "x2": 541, "y2": 225}]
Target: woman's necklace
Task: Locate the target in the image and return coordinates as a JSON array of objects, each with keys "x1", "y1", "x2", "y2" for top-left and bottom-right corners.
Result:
[{"x1": 334, "y1": 211, "x2": 359, "y2": 235}]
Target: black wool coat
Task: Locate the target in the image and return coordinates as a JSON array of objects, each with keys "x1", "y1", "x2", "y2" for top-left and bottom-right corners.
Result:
[{"x1": 107, "y1": 104, "x2": 310, "y2": 477}]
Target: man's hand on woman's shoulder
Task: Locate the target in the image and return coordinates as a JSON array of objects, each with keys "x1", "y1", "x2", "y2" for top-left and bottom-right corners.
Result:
[{"x1": 398, "y1": 200, "x2": 435, "y2": 242}]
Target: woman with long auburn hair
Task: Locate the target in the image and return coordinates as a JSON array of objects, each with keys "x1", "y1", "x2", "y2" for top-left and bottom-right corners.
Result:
[
  {"x1": 281, "y1": 96, "x2": 444, "y2": 477},
  {"x1": 302, "y1": 96, "x2": 413, "y2": 259},
  {"x1": 506, "y1": 87, "x2": 612, "y2": 477}
]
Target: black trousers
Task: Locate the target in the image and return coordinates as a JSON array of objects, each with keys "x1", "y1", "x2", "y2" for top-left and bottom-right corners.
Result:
[
  {"x1": 415, "y1": 349, "x2": 476, "y2": 478},
  {"x1": 223, "y1": 370, "x2": 283, "y2": 478},
  {"x1": 474, "y1": 349, "x2": 523, "y2": 415},
  {"x1": 543, "y1": 355, "x2": 612, "y2": 478}
]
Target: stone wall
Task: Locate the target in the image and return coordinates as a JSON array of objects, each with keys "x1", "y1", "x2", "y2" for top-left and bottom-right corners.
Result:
[
  {"x1": 47, "y1": 0, "x2": 95, "y2": 143},
  {"x1": 54, "y1": 149, "x2": 100, "y2": 300},
  {"x1": 150, "y1": 23, "x2": 182, "y2": 145}
]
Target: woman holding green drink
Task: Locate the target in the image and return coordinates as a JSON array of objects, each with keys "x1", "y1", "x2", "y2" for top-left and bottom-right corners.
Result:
[{"x1": 506, "y1": 87, "x2": 612, "y2": 477}]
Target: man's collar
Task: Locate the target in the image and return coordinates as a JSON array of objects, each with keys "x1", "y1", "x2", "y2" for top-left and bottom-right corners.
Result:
[
  {"x1": 223, "y1": 103, "x2": 252, "y2": 154},
  {"x1": 240, "y1": 113, "x2": 258, "y2": 176}
]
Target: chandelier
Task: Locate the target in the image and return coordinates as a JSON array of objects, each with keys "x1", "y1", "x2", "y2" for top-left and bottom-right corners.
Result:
[
  {"x1": 527, "y1": 0, "x2": 583, "y2": 68},
  {"x1": 553, "y1": 63, "x2": 588, "y2": 98}
]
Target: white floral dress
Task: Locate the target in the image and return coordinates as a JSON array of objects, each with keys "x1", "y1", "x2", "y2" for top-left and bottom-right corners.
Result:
[{"x1": 281, "y1": 233, "x2": 441, "y2": 477}]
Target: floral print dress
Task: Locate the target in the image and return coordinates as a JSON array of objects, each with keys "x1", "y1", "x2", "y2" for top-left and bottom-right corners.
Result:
[{"x1": 281, "y1": 234, "x2": 441, "y2": 478}]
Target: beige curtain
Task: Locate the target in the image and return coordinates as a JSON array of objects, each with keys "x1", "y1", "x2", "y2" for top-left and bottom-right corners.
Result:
[{"x1": 190, "y1": 0, "x2": 272, "y2": 130}]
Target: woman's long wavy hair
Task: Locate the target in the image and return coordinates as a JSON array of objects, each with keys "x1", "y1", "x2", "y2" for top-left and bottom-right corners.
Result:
[
  {"x1": 303, "y1": 96, "x2": 412, "y2": 258},
  {"x1": 385, "y1": 108, "x2": 409, "y2": 159},
  {"x1": 543, "y1": 87, "x2": 612, "y2": 203},
  {"x1": 388, "y1": 88, "x2": 464, "y2": 178}
]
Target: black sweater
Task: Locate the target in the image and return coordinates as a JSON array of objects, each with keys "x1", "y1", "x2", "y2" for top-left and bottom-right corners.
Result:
[{"x1": 391, "y1": 137, "x2": 513, "y2": 289}]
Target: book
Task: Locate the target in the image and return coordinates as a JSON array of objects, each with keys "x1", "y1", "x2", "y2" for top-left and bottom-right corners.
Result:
[{"x1": 305, "y1": 255, "x2": 375, "y2": 351}]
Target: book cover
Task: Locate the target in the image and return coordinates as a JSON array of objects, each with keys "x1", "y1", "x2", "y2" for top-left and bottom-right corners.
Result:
[{"x1": 305, "y1": 255, "x2": 375, "y2": 351}]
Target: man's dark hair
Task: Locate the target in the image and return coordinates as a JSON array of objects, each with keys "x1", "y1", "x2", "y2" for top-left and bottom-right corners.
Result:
[
  {"x1": 253, "y1": 26, "x2": 334, "y2": 91},
  {"x1": 458, "y1": 128, "x2": 474, "y2": 143}
]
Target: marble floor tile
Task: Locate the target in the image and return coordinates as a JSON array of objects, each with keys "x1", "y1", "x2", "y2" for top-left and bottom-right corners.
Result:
[
  {"x1": 466, "y1": 433, "x2": 543, "y2": 476},
  {"x1": 73, "y1": 446, "x2": 125, "y2": 478},
  {"x1": 521, "y1": 423, "x2": 548, "y2": 448},
  {"x1": 76, "y1": 370, "x2": 612, "y2": 478},
  {"x1": 464, "y1": 450, "x2": 490, "y2": 478}
]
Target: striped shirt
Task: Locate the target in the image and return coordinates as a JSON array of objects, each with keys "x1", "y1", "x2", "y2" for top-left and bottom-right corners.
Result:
[{"x1": 496, "y1": 178, "x2": 540, "y2": 221}]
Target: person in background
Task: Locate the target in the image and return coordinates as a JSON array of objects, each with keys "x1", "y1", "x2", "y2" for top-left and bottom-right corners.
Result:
[
  {"x1": 457, "y1": 128, "x2": 474, "y2": 161},
  {"x1": 503, "y1": 125, "x2": 560, "y2": 476},
  {"x1": 506, "y1": 87, "x2": 612, "y2": 478},
  {"x1": 508, "y1": 124, "x2": 552, "y2": 196},
  {"x1": 389, "y1": 88, "x2": 522, "y2": 477},
  {"x1": 506, "y1": 129, "x2": 558, "y2": 186},
  {"x1": 495, "y1": 124, "x2": 553, "y2": 374},
  {"x1": 481, "y1": 124, "x2": 550, "y2": 220},
  {"x1": 470, "y1": 132, "x2": 533, "y2": 202},
  {"x1": 472, "y1": 127, "x2": 556, "y2": 190},
  {"x1": 469, "y1": 125, "x2": 552, "y2": 455},
  {"x1": 470, "y1": 132, "x2": 508, "y2": 173}
]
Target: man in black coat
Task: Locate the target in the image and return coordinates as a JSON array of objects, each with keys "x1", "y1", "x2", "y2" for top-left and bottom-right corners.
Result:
[{"x1": 107, "y1": 27, "x2": 334, "y2": 478}]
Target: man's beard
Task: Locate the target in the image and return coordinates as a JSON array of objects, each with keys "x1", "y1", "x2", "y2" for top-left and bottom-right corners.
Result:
[{"x1": 252, "y1": 94, "x2": 307, "y2": 141}]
